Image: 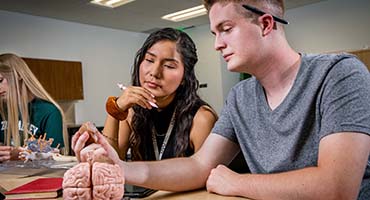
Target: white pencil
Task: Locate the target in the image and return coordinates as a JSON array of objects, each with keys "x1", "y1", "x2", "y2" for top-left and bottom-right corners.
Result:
[{"x1": 117, "y1": 83, "x2": 158, "y2": 108}]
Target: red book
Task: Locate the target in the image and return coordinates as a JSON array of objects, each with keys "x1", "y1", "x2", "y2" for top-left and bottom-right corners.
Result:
[{"x1": 4, "y1": 177, "x2": 63, "y2": 199}]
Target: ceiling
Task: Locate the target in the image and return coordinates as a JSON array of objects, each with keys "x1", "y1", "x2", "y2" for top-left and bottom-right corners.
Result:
[{"x1": 0, "y1": 0, "x2": 326, "y2": 33}]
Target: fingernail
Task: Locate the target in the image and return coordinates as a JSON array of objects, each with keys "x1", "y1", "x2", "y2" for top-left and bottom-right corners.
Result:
[{"x1": 81, "y1": 132, "x2": 88, "y2": 139}]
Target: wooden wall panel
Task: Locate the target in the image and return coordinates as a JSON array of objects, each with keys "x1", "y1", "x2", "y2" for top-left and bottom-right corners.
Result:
[{"x1": 23, "y1": 58, "x2": 84, "y2": 100}]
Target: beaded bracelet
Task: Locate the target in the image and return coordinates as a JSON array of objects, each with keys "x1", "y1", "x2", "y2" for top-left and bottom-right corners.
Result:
[{"x1": 105, "y1": 96, "x2": 128, "y2": 121}]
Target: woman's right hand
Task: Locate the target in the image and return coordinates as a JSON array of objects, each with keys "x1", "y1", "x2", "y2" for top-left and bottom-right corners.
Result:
[{"x1": 116, "y1": 86, "x2": 157, "y2": 110}]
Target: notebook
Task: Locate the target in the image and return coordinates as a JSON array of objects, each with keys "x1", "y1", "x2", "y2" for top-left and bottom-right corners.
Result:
[{"x1": 4, "y1": 177, "x2": 63, "y2": 199}]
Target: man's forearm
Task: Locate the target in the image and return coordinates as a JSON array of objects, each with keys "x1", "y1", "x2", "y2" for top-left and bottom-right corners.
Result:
[
  {"x1": 236, "y1": 166, "x2": 360, "y2": 200},
  {"x1": 232, "y1": 133, "x2": 369, "y2": 200},
  {"x1": 121, "y1": 156, "x2": 211, "y2": 191}
]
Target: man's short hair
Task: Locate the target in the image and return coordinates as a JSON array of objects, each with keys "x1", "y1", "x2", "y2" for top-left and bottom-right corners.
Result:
[{"x1": 203, "y1": 0, "x2": 285, "y2": 19}]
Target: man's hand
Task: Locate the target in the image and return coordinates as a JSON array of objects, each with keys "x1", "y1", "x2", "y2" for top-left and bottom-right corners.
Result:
[
  {"x1": 71, "y1": 128, "x2": 121, "y2": 165},
  {"x1": 206, "y1": 165, "x2": 241, "y2": 196}
]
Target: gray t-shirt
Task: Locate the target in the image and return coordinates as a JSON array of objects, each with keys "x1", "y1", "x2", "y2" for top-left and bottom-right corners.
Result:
[{"x1": 212, "y1": 53, "x2": 370, "y2": 199}]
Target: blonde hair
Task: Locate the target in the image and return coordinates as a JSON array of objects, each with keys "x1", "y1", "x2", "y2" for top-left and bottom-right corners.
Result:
[
  {"x1": 203, "y1": 0, "x2": 285, "y2": 19},
  {"x1": 0, "y1": 53, "x2": 69, "y2": 154}
]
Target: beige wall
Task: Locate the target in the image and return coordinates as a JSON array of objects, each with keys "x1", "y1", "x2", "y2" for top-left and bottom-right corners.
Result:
[
  {"x1": 285, "y1": 0, "x2": 370, "y2": 53},
  {"x1": 0, "y1": 10, "x2": 147, "y2": 126}
]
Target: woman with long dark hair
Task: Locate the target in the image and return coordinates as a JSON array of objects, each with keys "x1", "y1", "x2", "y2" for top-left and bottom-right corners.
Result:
[{"x1": 93, "y1": 28, "x2": 217, "y2": 161}]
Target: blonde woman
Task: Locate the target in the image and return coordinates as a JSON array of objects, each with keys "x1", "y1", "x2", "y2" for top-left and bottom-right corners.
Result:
[{"x1": 0, "y1": 53, "x2": 68, "y2": 161}]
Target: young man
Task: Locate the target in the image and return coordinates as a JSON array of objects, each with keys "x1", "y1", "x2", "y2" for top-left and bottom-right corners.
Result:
[{"x1": 72, "y1": 0, "x2": 370, "y2": 199}]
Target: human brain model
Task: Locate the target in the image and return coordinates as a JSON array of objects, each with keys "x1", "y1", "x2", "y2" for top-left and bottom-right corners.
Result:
[
  {"x1": 63, "y1": 162, "x2": 124, "y2": 199},
  {"x1": 62, "y1": 122, "x2": 124, "y2": 199},
  {"x1": 63, "y1": 162, "x2": 91, "y2": 199}
]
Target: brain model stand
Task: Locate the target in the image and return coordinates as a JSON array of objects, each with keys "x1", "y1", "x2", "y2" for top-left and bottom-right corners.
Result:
[
  {"x1": 62, "y1": 122, "x2": 125, "y2": 200},
  {"x1": 18, "y1": 133, "x2": 60, "y2": 162}
]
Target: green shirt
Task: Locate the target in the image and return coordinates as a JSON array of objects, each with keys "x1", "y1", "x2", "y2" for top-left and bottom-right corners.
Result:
[{"x1": 0, "y1": 98, "x2": 64, "y2": 148}]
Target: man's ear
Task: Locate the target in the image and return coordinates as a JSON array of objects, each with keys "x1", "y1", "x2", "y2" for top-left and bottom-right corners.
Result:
[{"x1": 259, "y1": 14, "x2": 276, "y2": 36}]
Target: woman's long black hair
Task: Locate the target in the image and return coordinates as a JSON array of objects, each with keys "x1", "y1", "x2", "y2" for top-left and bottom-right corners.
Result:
[{"x1": 130, "y1": 28, "x2": 209, "y2": 160}]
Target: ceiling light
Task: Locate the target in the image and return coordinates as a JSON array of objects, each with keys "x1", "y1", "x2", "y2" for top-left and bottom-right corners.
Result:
[
  {"x1": 162, "y1": 5, "x2": 207, "y2": 22},
  {"x1": 90, "y1": 0, "x2": 135, "y2": 8}
]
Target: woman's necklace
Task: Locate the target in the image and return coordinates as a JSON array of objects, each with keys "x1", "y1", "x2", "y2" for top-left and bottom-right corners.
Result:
[{"x1": 151, "y1": 108, "x2": 176, "y2": 160}]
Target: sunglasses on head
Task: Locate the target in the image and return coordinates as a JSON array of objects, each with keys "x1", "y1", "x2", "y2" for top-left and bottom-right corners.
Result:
[{"x1": 242, "y1": 4, "x2": 289, "y2": 25}]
